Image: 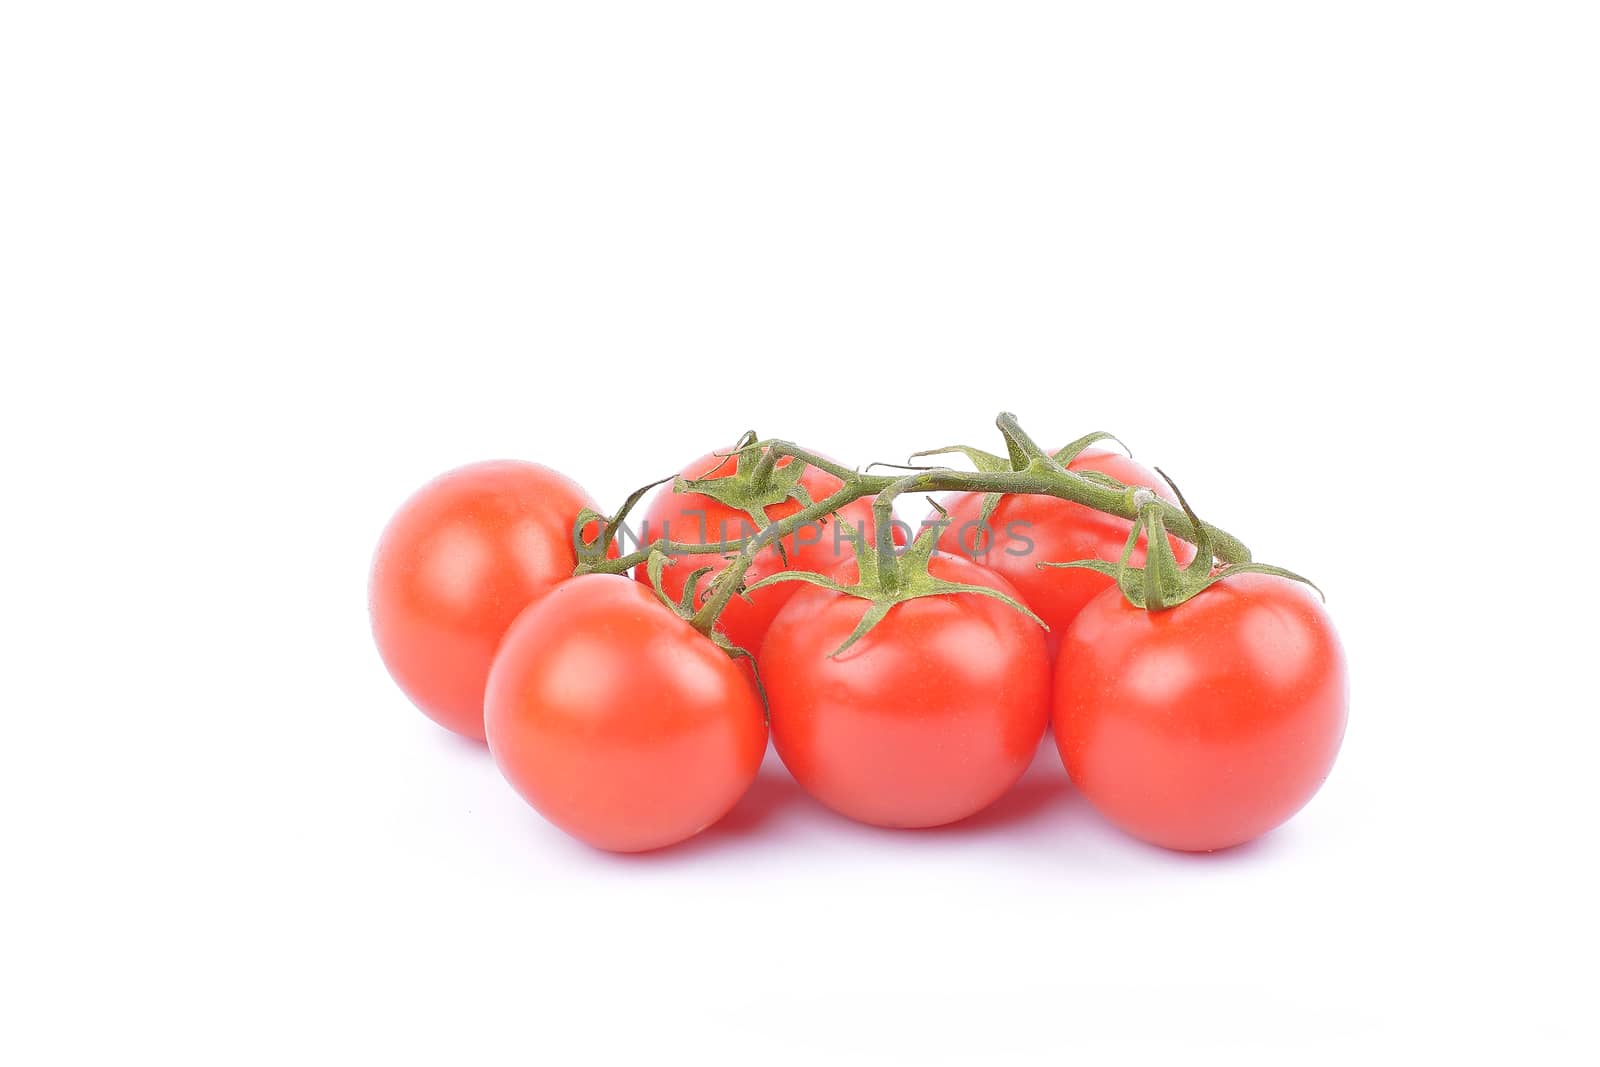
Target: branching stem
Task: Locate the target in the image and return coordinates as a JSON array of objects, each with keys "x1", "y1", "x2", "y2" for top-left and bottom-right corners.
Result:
[{"x1": 579, "y1": 413, "x2": 1253, "y2": 635}]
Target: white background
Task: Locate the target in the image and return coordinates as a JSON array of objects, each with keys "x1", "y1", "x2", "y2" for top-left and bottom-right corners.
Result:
[{"x1": 3, "y1": 3, "x2": 1596, "y2": 1063}]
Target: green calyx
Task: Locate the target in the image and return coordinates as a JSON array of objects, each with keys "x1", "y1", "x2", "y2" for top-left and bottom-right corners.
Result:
[
  {"x1": 673, "y1": 431, "x2": 816, "y2": 554},
  {"x1": 910, "y1": 423, "x2": 1129, "y2": 546},
  {"x1": 746, "y1": 505, "x2": 1046, "y2": 657},
  {"x1": 572, "y1": 471, "x2": 676, "y2": 574},
  {"x1": 641, "y1": 548, "x2": 766, "y2": 712},
  {"x1": 571, "y1": 412, "x2": 1274, "y2": 636},
  {"x1": 1042, "y1": 470, "x2": 1321, "y2": 611},
  {"x1": 573, "y1": 479, "x2": 735, "y2": 631}
]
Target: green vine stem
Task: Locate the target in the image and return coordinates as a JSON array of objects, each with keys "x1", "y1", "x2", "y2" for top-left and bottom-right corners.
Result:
[{"x1": 575, "y1": 412, "x2": 1254, "y2": 637}]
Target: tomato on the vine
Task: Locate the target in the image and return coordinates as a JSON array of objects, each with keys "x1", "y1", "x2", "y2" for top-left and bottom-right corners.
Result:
[
  {"x1": 636, "y1": 447, "x2": 889, "y2": 656},
  {"x1": 485, "y1": 574, "x2": 767, "y2": 853},
  {"x1": 759, "y1": 553, "x2": 1051, "y2": 829},
  {"x1": 932, "y1": 448, "x2": 1194, "y2": 655},
  {"x1": 1053, "y1": 573, "x2": 1347, "y2": 852},
  {"x1": 369, "y1": 460, "x2": 605, "y2": 740}
]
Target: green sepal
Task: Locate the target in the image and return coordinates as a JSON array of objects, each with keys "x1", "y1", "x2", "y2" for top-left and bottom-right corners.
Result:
[
  {"x1": 572, "y1": 472, "x2": 677, "y2": 573},
  {"x1": 907, "y1": 444, "x2": 1015, "y2": 474},
  {"x1": 644, "y1": 548, "x2": 730, "y2": 618},
  {"x1": 642, "y1": 547, "x2": 766, "y2": 716},
  {"x1": 676, "y1": 565, "x2": 716, "y2": 615},
  {"x1": 572, "y1": 506, "x2": 609, "y2": 567},
  {"x1": 910, "y1": 431, "x2": 1126, "y2": 550},
  {"x1": 672, "y1": 434, "x2": 815, "y2": 553},
  {"x1": 642, "y1": 546, "x2": 678, "y2": 606},
  {"x1": 1040, "y1": 471, "x2": 1322, "y2": 610},
  {"x1": 747, "y1": 510, "x2": 1046, "y2": 658},
  {"x1": 1051, "y1": 430, "x2": 1128, "y2": 466}
]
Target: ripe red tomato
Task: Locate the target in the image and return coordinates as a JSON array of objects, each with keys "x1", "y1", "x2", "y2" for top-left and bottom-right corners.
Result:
[
  {"x1": 636, "y1": 447, "x2": 887, "y2": 656},
  {"x1": 759, "y1": 554, "x2": 1051, "y2": 828},
  {"x1": 1054, "y1": 574, "x2": 1347, "y2": 852},
  {"x1": 485, "y1": 574, "x2": 768, "y2": 852},
  {"x1": 933, "y1": 449, "x2": 1195, "y2": 656},
  {"x1": 369, "y1": 460, "x2": 603, "y2": 741}
]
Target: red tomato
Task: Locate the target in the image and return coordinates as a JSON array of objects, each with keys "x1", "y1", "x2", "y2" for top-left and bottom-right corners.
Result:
[
  {"x1": 485, "y1": 574, "x2": 768, "y2": 852},
  {"x1": 369, "y1": 460, "x2": 603, "y2": 741},
  {"x1": 759, "y1": 554, "x2": 1051, "y2": 828},
  {"x1": 1054, "y1": 574, "x2": 1347, "y2": 851},
  {"x1": 636, "y1": 448, "x2": 887, "y2": 656},
  {"x1": 932, "y1": 449, "x2": 1195, "y2": 656}
]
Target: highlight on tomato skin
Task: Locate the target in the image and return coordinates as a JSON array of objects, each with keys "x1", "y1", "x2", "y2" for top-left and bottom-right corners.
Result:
[
  {"x1": 932, "y1": 448, "x2": 1195, "y2": 659},
  {"x1": 1052, "y1": 573, "x2": 1348, "y2": 853},
  {"x1": 484, "y1": 574, "x2": 768, "y2": 854},
  {"x1": 368, "y1": 460, "x2": 606, "y2": 741},
  {"x1": 758, "y1": 553, "x2": 1052, "y2": 830}
]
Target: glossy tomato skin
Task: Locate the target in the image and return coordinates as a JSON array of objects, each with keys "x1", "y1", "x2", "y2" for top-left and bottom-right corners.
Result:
[
  {"x1": 485, "y1": 574, "x2": 767, "y2": 852},
  {"x1": 369, "y1": 460, "x2": 602, "y2": 741},
  {"x1": 1054, "y1": 574, "x2": 1348, "y2": 852},
  {"x1": 636, "y1": 448, "x2": 885, "y2": 657},
  {"x1": 932, "y1": 449, "x2": 1195, "y2": 657},
  {"x1": 760, "y1": 554, "x2": 1051, "y2": 829}
]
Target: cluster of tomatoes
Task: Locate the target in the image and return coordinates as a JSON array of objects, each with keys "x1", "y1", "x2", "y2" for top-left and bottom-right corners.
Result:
[{"x1": 369, "y1": 437, "x2": 1347, "y2": 854}]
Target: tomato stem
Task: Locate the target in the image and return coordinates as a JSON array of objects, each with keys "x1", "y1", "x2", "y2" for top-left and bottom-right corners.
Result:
[
  {"x1": 1043, "y1": 469, "x2": 1321, "y2": 610},
  {"x1": 685, "y1": 482, "x2": 864, "y2": 635},
  {"x1": 995, "y1": 411, "x2": 1065, "y2": 472},
  {"x1": 578, "y1": 413, "x2": 1257, "y2": 630}
]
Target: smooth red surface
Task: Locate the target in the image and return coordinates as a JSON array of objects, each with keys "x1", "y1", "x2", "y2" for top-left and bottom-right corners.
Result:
[
  {"x1": 932, "y1": 449, "x2": 1195, "y2": 657},
  {"x1": 759, "y1": 554, "x2": 1051, "y2": 829},
  {"x1": 485, "y1": 575, "x2": 768, "y2": 853},
  {"x1": 1054, "y1": 574, "x2": 1348, "y2": 852},
  {"x1": 369, "y1": 460, "x2": 602, "y2": 740},
  {"x1": 635, "y1": 447, "x2": 886, "y2": 657}
]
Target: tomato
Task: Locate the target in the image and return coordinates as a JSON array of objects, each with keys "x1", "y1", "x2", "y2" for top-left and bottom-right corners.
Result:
[
  {"x1": 635, "y1": 447, "x2": 888, "y2": 656},
  {"x1": 932, "y1": 449, "x2": 1195, "y2": 656},
  {"x1": 759, "y1": 554, "x2": 1051, "y2": 828},
  {"x1": 369, "y1": 460, "x2": 603, "y2": 741},
  {"x1": 484, "y1": 574, "x2": 767, "y2": 852},
  {"x1": 1053, "y1": 574, "x2": 1347, "y2": 852}
]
